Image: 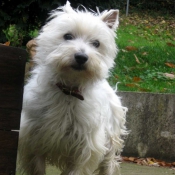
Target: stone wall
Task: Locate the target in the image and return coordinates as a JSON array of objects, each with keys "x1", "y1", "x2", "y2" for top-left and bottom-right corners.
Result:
[{"x1": 117, "y1": 92, "x2": 175, "y2": 162}]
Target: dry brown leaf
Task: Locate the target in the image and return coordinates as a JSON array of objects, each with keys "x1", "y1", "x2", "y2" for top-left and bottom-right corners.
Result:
[
  {"x1": 138, "y1": 88, "x2": 150, "y2": 92},
  {"x1": 142, "y1": 160, "x2": 149, "y2": 165},
  {"x1": 166, "y1": 163, "x2": 173, "y2": 167},
  {"x1": 121, "y1": 49, "x2": 127, "y2": 52},
  {"x1": 125, "y1": 83, "x2": 137, "y2": 87},
  {"x1": 142, "y1": 52, "x2": 148, "y2": 56},
  {"x1": 136, "y1": 159, "x2": 144, "y2": 164},
  {"x1": 167, "y1": 42, "x2": 175, "y2": 47},
  {"x1": 4, "y1": 41, "x2": 10, "y2": 46},
  {"x1": 163, "y1": 73, "x2": 175, "y2": 79},
  {"x1": 115, "y1": 75, "x2": 119, "y2": 79},
  {"x1": 122, "y1": 157, "x2": 130, "y2": 161},
  {"x1": 128, "y1": 157, "x2": 136, "y2": 162},
  {"x1": 128, "y1": 40, "x2": 135, "y2": 43},
  {"x1": 158, "y1": 161, "x2": 166, "y2": 166},
  {"x1": 150, "y1": 162, "x2": 159, "y2": 167},
  {"x1": 133, "y1": 77, "x2": 141, "y2": 82},
  {"x1": 125, "y1": 46, "x2": 138, "y2": 51},
  {"x1": 160, "y1": 20, "x2": 166, "y2": 24},
  {"x1": 134, "y1": 54, "x2": 141, "y2": 64},
  {"x1": 165, "y1": 63, "x2": 175, "y2": 68},
  {"x1": 122, "y1": 156, "x2": 175, "y2": 168}
]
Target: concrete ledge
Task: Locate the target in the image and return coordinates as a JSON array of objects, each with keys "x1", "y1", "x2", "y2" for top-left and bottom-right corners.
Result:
[{"x1": 117, "y1": 92, "x2": 175, "y2": 161}]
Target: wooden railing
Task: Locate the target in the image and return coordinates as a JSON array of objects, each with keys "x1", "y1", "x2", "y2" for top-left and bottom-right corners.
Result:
[{"x1": 0, "y1": 45, "x2": 26, "y2": 175}]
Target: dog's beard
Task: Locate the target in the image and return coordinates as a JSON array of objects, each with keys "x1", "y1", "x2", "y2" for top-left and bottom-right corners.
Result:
[
  {"x1": 71, "y1": 63, "x2": 86, "y2": 71},
  {"x1": 44, "y1": 50, "x2": 109, "y2": 86}
]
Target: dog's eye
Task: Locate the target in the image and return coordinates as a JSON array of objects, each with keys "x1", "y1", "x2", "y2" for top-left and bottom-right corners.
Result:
[
  {"x1": 64, "y1": 33, "x2": 74, "y2": 40},
  {"x1": 92, "y1": 40, "x2": 100, "y2": 48}
]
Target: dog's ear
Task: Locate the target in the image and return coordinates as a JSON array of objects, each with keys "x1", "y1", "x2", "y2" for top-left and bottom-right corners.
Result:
[{"x1": 101, "y1": 10, "x2": 119, "y2": 30}]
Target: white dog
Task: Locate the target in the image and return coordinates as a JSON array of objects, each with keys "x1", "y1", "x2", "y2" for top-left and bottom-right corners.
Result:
[{"x1": 19, "y1": 1, "x2": 127, "y2": 175}]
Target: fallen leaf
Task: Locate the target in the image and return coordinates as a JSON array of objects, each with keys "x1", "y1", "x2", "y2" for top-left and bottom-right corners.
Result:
[
  {"x1": 125, "y1": 46, "x2": 138, "y2": 51},
  {"x1": 138, "y1": 88, "x2": 150, "y2": 92},
  {"x1": 163, "y1": 73, "x2": 175, "y2": 79},
  {"x1": 122, "y1": 156, "x2": 175, "y2": 168},
  {"x1": 121, "y1": 49, "x2": 127, "y2": 52},
  {"x1": 133, "y1": 77, "x2": 142, "y2": 82},
  {"x1": 115, "y1": 75, "x2": 119, "y2": 79},
  {"x1": 148, "y1": 160, "x2": 155, "y2": 165},
  {"x1": 125, "y1": 83, "x2": 137, "y2": 87},
  {"x1": 146, "y1": 158, "x2": 153, "y2": 162},
  {"x1": 150, "y1": 162, "x2": 159, "y2": 167},
  {"x1": 142, "y1": 52, "x2": 148, "y2": 55},
  {"x1": 4, "y1": 41, "x2": 10, "y2": 46},
  {"x1": 134, "y1": 54, "x2": 141, "y2": 64},
  {"x1": 167, "y1": 42, "x2": 175, "y2": 47},
  {"x1": 128, "y1": 157, "x2": 136, "y2": 162},
  {"x1": 165, "y1": 163, "x2": 173, "y2": 167},
  {"x1": 135, "y1": 158, "x2": 145, "y2": 164},
  {"x1": 142, "y1": 160, "x2": 149, "y2": 165},
  {"x1": 122, "y1": 157, "x2": 130, "y2": 161},
  {"x1": 165, "y1": 63, "x2": 175, "y2": 68},
  {"x1": 128, "y1": 40, "x2": 135, "y2": 43},
  {"x1": 161, "y1": 20, "x2": 166, "y2": 24}
]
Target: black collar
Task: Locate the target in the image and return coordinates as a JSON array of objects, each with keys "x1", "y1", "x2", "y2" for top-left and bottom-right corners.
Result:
[{"x1": 56, "y1": 83, "x2": 84, "y2": 101}]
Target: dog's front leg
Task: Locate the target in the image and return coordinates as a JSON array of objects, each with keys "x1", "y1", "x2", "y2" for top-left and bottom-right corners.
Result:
[
  {"x1": 33, "y1": 155, "x2": 46, "y2": 175},
  {"x1": 97, "y1": 144, "x2": 120, "y2": 175},
  {"x1": 22, "y1": 154, "x2": 46, "y2": 175}
]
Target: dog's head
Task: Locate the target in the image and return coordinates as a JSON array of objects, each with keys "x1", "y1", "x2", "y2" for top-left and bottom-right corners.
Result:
[{"x1": 35, "y1": 1, "x2": 119, "y2": 86}]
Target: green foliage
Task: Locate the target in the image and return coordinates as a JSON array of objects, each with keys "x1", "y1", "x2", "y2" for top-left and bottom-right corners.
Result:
[
  {"x1": 2, "y1": 25, "x2": 38, "y2": 47},
  {"x1": 0, "y1": 0, "x2": 62, "y2": 45},
  {"x1": 130, "y1": 0, "x2": 175, "y2": 13},
  {"x1": 0, "y1": 0, "x2": 124, "y2": 46},
  {"x1": 1, "y1": 0, "x2": 174, "y2": 46},
  {"x1": 3, "y1": 25, "x2": 24, "y2": 47}
]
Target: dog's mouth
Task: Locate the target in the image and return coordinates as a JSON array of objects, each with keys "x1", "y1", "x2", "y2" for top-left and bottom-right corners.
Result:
[{"x1": 71, "y1": 64, "x2": 86, "y2": 71}]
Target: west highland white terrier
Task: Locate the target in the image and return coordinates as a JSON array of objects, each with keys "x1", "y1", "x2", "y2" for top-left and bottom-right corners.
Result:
[{"x1": 19, "y1": 1, "x2": 127, "y2": 175}]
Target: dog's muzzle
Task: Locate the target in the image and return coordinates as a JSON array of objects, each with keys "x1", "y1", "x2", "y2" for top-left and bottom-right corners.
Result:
[
  {"x1": 74, "y1": 52, "x2": 88, "y2": 65},
  {"x1": 71, "y1": 52, "x2": 88, "y2": 71}
]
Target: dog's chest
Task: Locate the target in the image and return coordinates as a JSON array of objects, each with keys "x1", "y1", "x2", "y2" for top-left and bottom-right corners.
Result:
[
  {"x1": 35, "y1": 96, "x2": 108, "y2": 157},
  {"x1": 44, "y1": 97, "x2": 103, "y2": 131}
]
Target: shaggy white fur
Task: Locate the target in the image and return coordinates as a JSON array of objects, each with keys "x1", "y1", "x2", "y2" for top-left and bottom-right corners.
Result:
[{"x1": 18, "y1": 1, "x2": 127, "y2": 175}]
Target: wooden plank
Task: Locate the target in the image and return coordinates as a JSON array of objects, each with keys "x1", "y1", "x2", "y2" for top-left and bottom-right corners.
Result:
[
  {"x1": 0, "y1": 45, "x2": 27, "y2": 130},
  {"x1": 0, "y1": 45, "x2": 27, "y2": 174},
  {"x1": 0, "y1": 87, "x2": 22, "y2": 110},
  {"x1": 0, "y1": 108, "x2": 21, "y2": 130},
  {"x1": 0, "y1": 131, "x2": 19, "y2": 175},
  {"x1": 0, "y1": 45, "x2": 27, "y2": 110}
]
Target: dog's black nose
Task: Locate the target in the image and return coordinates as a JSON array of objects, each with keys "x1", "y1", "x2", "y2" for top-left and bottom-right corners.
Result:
[{"x1": 74, "y1": 53, "x2": 88, "y2": 65}]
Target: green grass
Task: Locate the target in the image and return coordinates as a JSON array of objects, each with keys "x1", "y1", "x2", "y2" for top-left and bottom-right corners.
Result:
[
  {"x1": 3, "y1": 12, "x2": 175, "y2": 93},
  {"x1": 109, "y1": 18, "x2": 175, "y2": 93}
]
